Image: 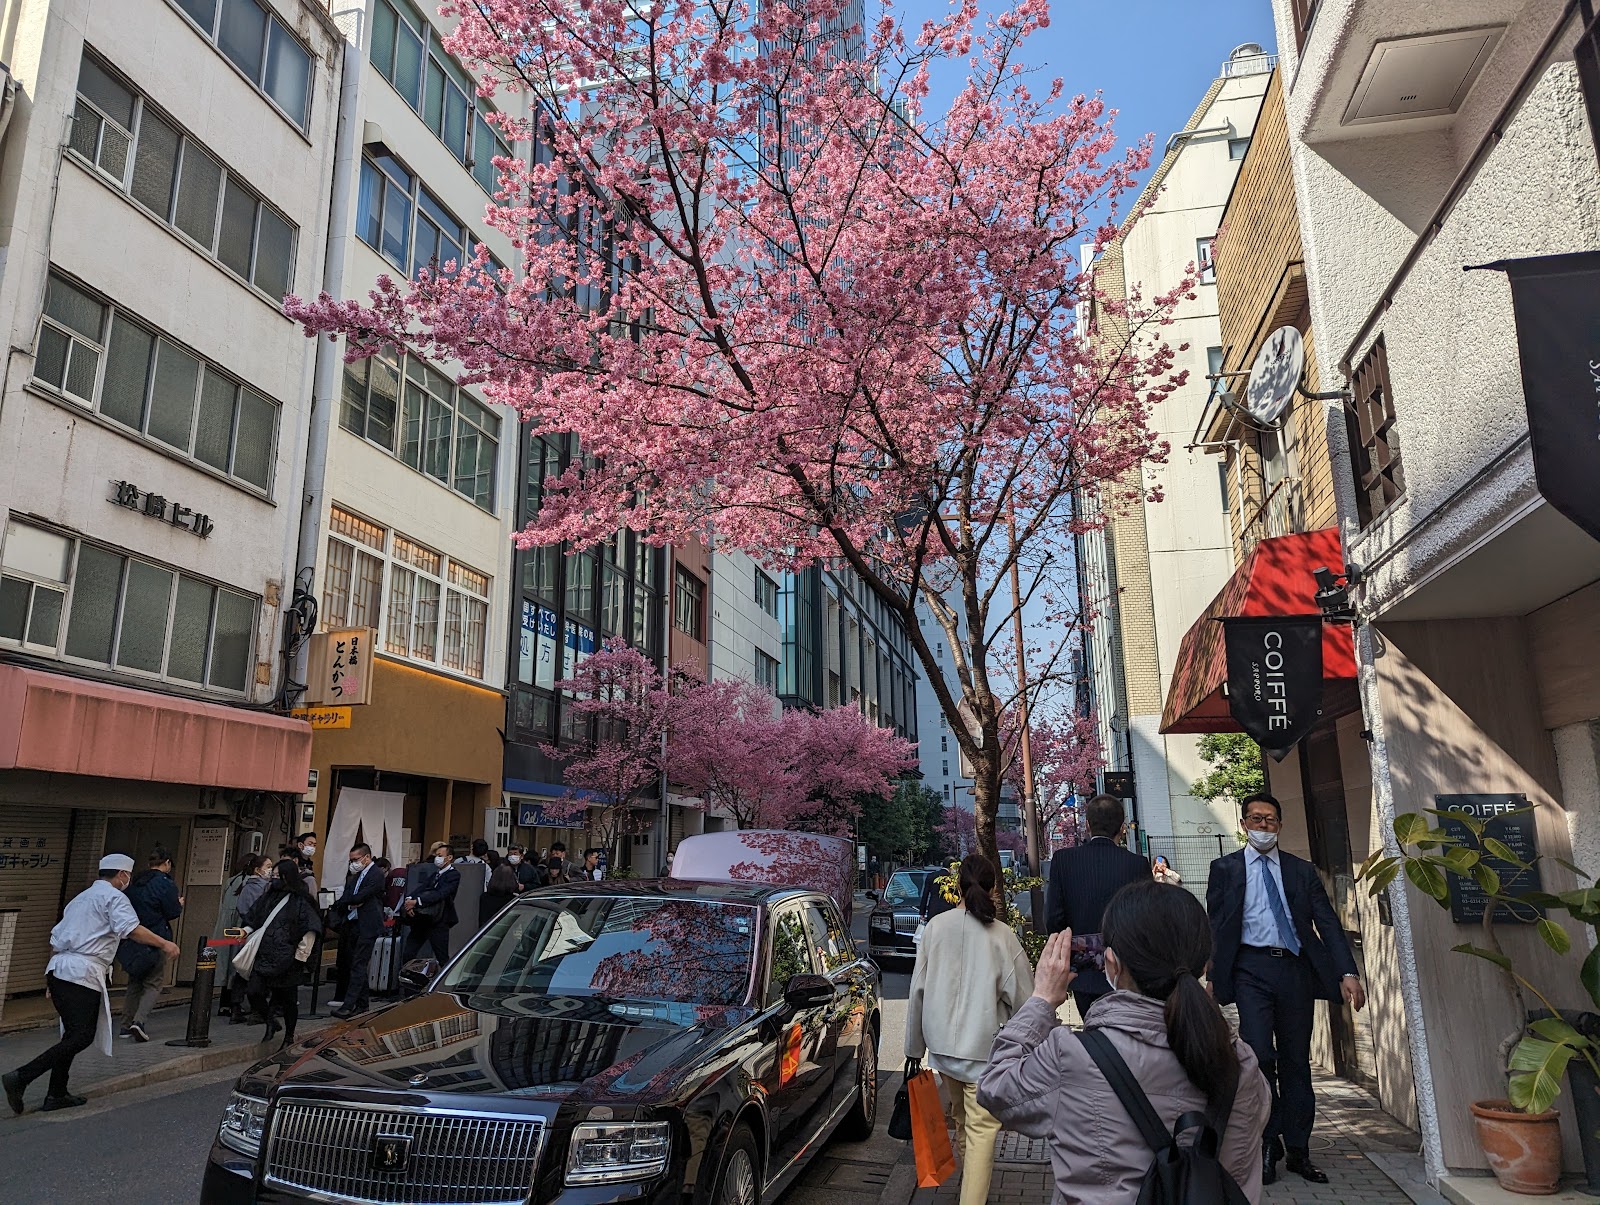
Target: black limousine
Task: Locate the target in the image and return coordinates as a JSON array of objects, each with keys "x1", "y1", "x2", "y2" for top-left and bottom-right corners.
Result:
[{"x1": 201, "y1": 880, "x2": 881, "y2": 1205}]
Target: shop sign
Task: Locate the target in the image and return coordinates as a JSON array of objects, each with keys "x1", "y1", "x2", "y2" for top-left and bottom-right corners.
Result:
[
  {"x1": 520, "y1": 602, "x2": 559, "y2": 691},
  {"x1": 187, "y1": 825, "x2": 229, "y2": 887},
  {"x1": 515, "y1": 801, "x2": 582, "y2": 829},
  {"x1": 292, "y1": 706, "x2": 352, "y2": 730},
  {"x1": 109, "y1": 480, "x2": 214, "y2": 538},
  {"x1": 303, "y1": 629, "x2": 374, "y2": 705},
  {"x1": 0, "y1": 832, "x2": 58, "y2": 872},
  {"x1": 1436, "y1": 793, "x2": 1544, "y2": 925},
  {"x1": 1223, "y1": 615, "x2": 1324, "y2": 760},
  {"x1": 1486, "y1": 251, "x2": 1600, "y2": 543}
]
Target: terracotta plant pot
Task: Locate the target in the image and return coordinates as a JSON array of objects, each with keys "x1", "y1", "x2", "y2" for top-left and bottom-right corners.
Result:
[{"x1": 1470, "y1": 1100, "x2": 1563, "y2": 1195}]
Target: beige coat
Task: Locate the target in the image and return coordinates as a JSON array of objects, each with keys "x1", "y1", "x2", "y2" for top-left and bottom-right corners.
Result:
[
  {"x1": 905, "y1": 908, "x2": 1034, "y2": 1076},
  {"x1": 977, "y1": 992, "x2": 1271, "y2": 1203}
]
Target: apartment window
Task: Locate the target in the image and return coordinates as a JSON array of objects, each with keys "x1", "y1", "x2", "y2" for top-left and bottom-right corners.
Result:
[
  {"x1": 943, "y1": 783, "x2": 951, "y2": 800},
  {"x1": 169, "y1": 0, "x2": 312, "y2": 128},
  {"x1": 33, "y1": 271, "x2": 279, "y2": 492},
  {"x1": 754, "y1": 570, "x2": 778, "y2": 618},
  {"x1": 340, "y1": 350, "x2": 499, "y2": 511},
  {"x1": 1290, "y1": 0, "x2": 1322, "y2": 52},
  {"x1": 942, "y1": 760, "x2": 950, "y2": 776},
  {"x1": 369, "y1": 0, "x2": 511, "y2": 194},
  {"x1": 1219, "y1": 461, "x2": 1230, "y2": 512},
  {"x1": 0, "y1": 518, "x2": 255, "y2": 692},
  {"x1": 1228, "y1": 137, "x2": 1251, "y2": 160},
  {"x1": 357, "y1": 149, "x2": 503, "y2": 285},
  {"x1": 322, "y1": 505, "x2": 492, "y2": 679},
  {"x1": 68, "y1": 51, "x2": 296, "y2": 299},
  {"x1": 755, "y1": 650, "x2": 780, "y2": 692},
  {"x1": 1347, "y1": 338, "x2": 1405, "y2": 527},
  {"x1": 940, "y1": 735, "x2": 947, "y2": 752},
  {"x1": 1197, "y1": 237, "x2": 1216, "y2": 285},
  {"x1": 673, "y1": 565, "x2": 704, "y2": 640}
]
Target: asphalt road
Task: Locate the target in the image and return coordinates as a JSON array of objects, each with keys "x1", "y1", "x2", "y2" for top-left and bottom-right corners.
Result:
[{"x1": 0, "y1": 905, "x2": 914, "y2": 1204}]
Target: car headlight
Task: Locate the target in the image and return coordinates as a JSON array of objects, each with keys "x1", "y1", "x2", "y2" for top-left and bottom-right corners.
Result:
[
  {"x1": 869, "y1": 914, "x2": 891, "y2": 930},
  {"x1": 218, "y1": 1091, "x2": 269, "y2": 1156},
  {"x1": 565, "y1": 1120, "x2": 672, "y2": 1185}
]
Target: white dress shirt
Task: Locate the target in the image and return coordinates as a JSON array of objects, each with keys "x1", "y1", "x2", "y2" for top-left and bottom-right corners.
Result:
[
  {"x1": 46, "y1": 879, "x2": 142, "y2": 992},
  {"x1": 1241, "y1": 846, "x2": 1295, "y2": 949}
]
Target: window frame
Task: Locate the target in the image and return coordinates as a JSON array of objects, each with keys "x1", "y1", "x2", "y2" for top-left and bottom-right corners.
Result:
[
  {"x1": 754, "y1": 569, "x2": 779, "y2": 618},
  {"x1": 1227, "y1": 136, "x2": 1251, "y2": 160},
  {"x1": 67, "y1": 49, "x2": 299, "y2": 302},
  {"x1": 754, "y1": 648, "x2": 780, "y2": 693},
  {"x1": 356, "y1": 147, "x2": 506, "y2": 284},
  {"x1": 0, "y1": 517, "x2": 257, "y2": 694},
  {"x1": 32, "y1": 269, "x2": 281, "y2": 497},
  {"x1": 1196, "y1": 236, "x2": 1217, "y2": 285},
  {"x1": 164, "y1": 0, "x2": 314, "y2": 132},
  {"x1": 1346, "y1": 337, "x2": 1405, "y2": 527},
  {"x1": 321, "y1": 504, "x2": 494, "y2": 682},
  {"x1": 673, "y1": 564, "x2": 705, "y2": 641}
]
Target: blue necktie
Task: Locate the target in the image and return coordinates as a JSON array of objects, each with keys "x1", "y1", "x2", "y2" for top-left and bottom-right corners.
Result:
[{"x1": 1259, "y1": 854, "x2": 1301, "y2": 955}]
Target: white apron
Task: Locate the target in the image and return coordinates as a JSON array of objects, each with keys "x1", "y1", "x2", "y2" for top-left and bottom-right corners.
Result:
[{"x1": 46, "y1": 951, "x2": 117, "y2": 1057}]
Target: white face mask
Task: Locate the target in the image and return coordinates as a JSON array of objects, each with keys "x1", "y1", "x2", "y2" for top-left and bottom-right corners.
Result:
[
  {"x1": 434, "y1": 855, "x2": 448, "y2": 868},
  {"x1": 348, "y1": 859, "x2": 363, "y2": 875},
  {"x1": 303, "y1": 845, "x2": 315, "y2": 857},
  {"x1": 508, "y1": 854, "x2": 522, "y2": 865},
  {"x1": 1246, "y1": 828, "x2": 1279, "y2": 853}
]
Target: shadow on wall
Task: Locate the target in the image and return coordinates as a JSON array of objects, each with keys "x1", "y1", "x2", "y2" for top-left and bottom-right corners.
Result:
[{"x1": 1372, "y1": 617, "x2": 1589, "y2": 1171}]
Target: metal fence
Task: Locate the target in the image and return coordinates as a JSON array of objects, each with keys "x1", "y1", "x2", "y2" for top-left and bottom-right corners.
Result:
[{"x1": 1144, "y1": 835, "x2": 1228, "y2": 900}]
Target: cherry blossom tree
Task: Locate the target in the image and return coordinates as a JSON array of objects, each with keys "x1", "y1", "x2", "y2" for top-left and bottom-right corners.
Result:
[
  {"x1": 287, "y1": 0, "x2": 1191, "y2": 879},
  {"x1": 786, "y1": 701, "x2": 919, "y2": 834},
  {"x1": 667, "y1": 676, "x2": 806, "y2": 829},
  {"x1": 542, "y1": 639, "x2": 673, "y2": 859},
  {"x1": 1002, "y1": 709, "x2": 1104, "y2": 849}
]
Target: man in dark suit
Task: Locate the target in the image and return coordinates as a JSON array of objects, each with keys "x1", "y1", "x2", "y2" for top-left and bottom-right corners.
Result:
[
  {"x1": 331, "y1": 842, "x2": 385, "y2": 1018},
  {"x1": 1207, "y1": 792, "x2": 1365, "y2": 1187},
  {"x1": 1046, "y1": 793, "x2": 1152, "y2": 1018},
  {"x1": 403, "y1": 844, "x2": 462, "y2": 964}
]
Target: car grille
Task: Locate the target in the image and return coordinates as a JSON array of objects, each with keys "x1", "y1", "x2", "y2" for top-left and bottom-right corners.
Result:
[
  {"x1": 264, "y1": 1099, "x2": 544, "y2": 1204},
  {"x1": 893, "y1": 913, "x2": 920, "y2": 934}
]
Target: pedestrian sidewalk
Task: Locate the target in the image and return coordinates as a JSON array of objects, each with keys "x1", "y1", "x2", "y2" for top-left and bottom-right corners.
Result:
[
  {"x1": 0, "y1": 986, "x2": 333, "y2": 1114},
  {"x1": 905, "y1": 1072, "x2": 1442, "y2": 1205}
]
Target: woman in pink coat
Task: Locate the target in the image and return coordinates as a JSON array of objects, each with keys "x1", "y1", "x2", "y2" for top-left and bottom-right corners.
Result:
[{"x1": 978, "y1": 881, "x2": 1272, "y2": 1202}]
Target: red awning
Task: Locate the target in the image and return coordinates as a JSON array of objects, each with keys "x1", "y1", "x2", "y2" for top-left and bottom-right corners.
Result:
[
  {"x1": 0, "y1": 664, "x2": 311, "y2": 792},
  {"x1": 1159, "y1": 528, "x2": 1358, "y2": 735}
]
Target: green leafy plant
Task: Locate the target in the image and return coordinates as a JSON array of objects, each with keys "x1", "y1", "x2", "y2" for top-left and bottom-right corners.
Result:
[
  {"x1": 1360, "y1": 806, "x2": 1600, "y2": 1113},
  {"x1": 1190, "y1": 733, "x2": 1265, "y2": 810},
  {"x1": 930, "y1": 861, "x2": 1047, "y2": 966}
]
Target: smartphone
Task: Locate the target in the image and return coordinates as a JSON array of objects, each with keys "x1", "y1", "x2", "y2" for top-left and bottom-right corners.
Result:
[{"x1": 1070, "y1": 933, "x2": 1105, "y2": 976}]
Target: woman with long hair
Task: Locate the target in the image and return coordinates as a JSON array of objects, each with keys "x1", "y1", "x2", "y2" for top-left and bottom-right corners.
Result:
[
  {"x1": 978, "y1": 880, "x2": 1270, "y2": 1200},
  {"x1": 905, "y1": 854, "x2": 1034, "y2": 1205},
  {"x1": 240, "y1": 858, "x2": 323, "y2": 1047},
  {"x1": 1151, "y1": 853, "x2": 1183, "y2": 886},
  {"x1": 217, "y1": 853, "x2": 273, "y2": 1022}
]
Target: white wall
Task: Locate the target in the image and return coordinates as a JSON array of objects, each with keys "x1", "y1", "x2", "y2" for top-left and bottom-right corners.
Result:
[{"x1": 708, "y1": 545, "x2": 782, "y2": 684}]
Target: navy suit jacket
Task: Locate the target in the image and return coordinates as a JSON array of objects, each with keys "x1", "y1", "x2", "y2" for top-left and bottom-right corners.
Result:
[
  {"x1": 1206, "y1": 847, "x2": 1358, "y2": 1005},
  {"x1": 333, "y1": 862, "x2": 386, "y2": 939},
  {"x1": 1046, "y1": 837, "x2": 1152, "y2": 997},
  {"x1": 415, "y1": 865, "x2": 461, "y2": 929}
]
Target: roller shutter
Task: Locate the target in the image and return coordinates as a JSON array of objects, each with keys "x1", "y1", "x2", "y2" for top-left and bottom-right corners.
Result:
[{"x1": 0, "y1": 807, "x2": 73, "y2": 997}]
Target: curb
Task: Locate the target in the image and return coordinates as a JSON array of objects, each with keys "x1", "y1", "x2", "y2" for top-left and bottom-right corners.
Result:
[
  {"x1": 880, "y1": 1146, "x2": 920, "y2": 1205},
  {"x1": 83, "y1": 1037, "x2": 276, "y2": 1101}
]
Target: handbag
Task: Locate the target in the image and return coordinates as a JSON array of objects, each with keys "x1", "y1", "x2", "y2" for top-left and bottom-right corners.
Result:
[
  {"x1": 887, "y1": 1061, "x2": 918, "y2": 1141},
  {"x1": 907, "y1": 1067, "x2": 957, "y2": 1188},
  {"x1": 233, "y1": 896, "x2": 289, "y2": 980}
]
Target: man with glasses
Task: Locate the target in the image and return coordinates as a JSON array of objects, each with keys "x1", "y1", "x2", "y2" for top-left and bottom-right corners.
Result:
[{"x1": 1207, "y1": 792, "x2": 1364, "y2": 1187}]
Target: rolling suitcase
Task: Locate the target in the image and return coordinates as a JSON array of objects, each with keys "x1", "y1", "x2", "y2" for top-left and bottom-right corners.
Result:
[{"x1": 369, "y1": 932, "x2": 402, "y2": 995}]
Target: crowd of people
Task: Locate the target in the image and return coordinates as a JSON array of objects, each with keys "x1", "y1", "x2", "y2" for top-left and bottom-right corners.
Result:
[{"x1": 904, "y1": 790, "x2": 1364, "y2": 1202}]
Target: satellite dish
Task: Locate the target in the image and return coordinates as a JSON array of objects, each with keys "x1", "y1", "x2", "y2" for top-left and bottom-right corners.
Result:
[{"x1": 1244, "y1": 326, "x2": 1305, "y2": 427}]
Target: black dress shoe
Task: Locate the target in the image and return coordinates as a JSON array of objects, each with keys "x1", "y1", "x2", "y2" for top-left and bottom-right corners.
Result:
[
  {"x1": 1285, "y1": 1150, "x2": 1330, "y2": 1184},
  {"x1": 1262, "y1": 1138, "x2": 1282, "y2": 1186},
  {"x1": 2, "y1": 1071, "x2": 25, "y2": 1116},
  {"x1": 330, "y1": 1007, "x2": 356, "y2": 1019},
  {"x1": 41, "y1": 1093, "x2": 87, "y2": 1112}
]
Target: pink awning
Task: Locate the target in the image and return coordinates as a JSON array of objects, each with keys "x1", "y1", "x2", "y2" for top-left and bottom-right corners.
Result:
[{"x1": 0, "y1": 664, "x2": 311, "y2": 793}]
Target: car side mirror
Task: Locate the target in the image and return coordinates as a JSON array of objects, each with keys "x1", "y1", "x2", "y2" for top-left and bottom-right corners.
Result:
[
  {"x1": 865, "y1": 890, "x2": 878, "y2": 901},
  {"x1": 783, "y1": 973, "x2": 836, "y2": 1010},
  {"x1": 398, "y1": 958, "x2": 440, "y2": 997}
]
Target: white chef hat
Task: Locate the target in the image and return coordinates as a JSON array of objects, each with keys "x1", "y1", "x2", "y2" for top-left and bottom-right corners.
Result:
[{"x1": 99, "y1": 853, "x2": 136, "y2": 874}]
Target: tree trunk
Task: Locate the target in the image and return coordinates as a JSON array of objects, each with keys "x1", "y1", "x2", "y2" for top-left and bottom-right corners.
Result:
[{"x1": 971, "y1": 747, "x2": 1005, "y2": 910}]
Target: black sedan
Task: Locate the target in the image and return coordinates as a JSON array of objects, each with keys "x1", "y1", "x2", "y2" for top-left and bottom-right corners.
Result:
[
  {"x1": 201, "y1": 880, "x2": 880, "y2": 1205},
  {"x1": 865, "y1": 867, "x2": 943, "y2": 964}
]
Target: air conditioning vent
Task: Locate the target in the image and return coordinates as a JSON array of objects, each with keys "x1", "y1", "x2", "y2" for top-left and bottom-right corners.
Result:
[{"x1": 1343, "y1": 26, "x2": 1503, "y2": 126}]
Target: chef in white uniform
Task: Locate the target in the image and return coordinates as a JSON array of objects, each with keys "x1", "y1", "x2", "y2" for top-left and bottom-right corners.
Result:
[{"x1": 2, "y1": 854, "x2": 180, "y2": 1115}]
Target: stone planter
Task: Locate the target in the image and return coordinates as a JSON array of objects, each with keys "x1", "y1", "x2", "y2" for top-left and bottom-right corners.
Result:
[{"x1": 1470, "y1": 1100, "x2": 1563, "y2": 1195}]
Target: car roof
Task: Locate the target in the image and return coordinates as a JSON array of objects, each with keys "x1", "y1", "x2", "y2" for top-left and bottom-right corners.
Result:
[{"x1": 512, "y1": 878, "x2": 816, "y2": 907}]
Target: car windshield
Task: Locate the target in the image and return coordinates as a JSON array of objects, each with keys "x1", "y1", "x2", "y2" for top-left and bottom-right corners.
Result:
[
  {"x1": 438, "y1": 895, "x2": 757, "y2": 1008},
  {"x1": 884, "y1": 871, "x2": 925, "y2": 905}
]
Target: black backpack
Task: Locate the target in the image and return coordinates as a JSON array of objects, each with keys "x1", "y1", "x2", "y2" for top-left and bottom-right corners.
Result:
[{"x1": 1077, "y1": 1029, "x2": 1249, "y2": 1205}]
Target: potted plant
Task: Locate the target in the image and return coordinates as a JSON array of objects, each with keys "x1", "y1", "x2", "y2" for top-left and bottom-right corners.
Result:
[{"x1": 1361, "y1": 807, "x2": 1600, "y2": 1195}]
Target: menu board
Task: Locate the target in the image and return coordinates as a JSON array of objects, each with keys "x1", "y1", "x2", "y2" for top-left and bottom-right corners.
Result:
[{"x1": 1435, "y1": 794, "x2": 1542, "y2": 924}]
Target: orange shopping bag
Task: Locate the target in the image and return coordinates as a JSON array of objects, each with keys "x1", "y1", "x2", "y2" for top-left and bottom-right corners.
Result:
[{"x1": 907, "y1": 1069, "x2": 957, "y2": 1188}]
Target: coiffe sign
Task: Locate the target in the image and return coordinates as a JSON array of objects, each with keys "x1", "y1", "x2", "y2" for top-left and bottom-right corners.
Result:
[
  {"x1": 1483, "y1": 251, "x2": 1600, "y2": 543},
  {"x1": 1222, "y1": 615, "x2": 1324, "y2": 760}
]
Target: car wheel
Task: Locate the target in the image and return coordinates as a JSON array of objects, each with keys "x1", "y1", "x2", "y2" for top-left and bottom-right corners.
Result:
[
  {"x1": 837, "y1": 1021, "x2": 878, "y2": 1141},
  {"x1": 714, "y1": 1124, "x2": 761, "y2": 1205}
]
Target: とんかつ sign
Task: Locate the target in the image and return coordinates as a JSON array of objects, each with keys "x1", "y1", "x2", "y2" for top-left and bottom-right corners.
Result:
[{"x1": 303, "y1": 629, "x2": 374, "y2": 706}]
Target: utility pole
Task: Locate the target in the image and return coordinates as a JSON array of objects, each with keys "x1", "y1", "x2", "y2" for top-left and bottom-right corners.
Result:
[{"x1": 1006, "y1": 512, "x2": 1046, "y2": 924}]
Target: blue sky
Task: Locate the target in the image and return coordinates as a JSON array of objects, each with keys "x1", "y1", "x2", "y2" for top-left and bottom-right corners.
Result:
[{"x1": 922, "y1": 0, "x2": 1280, "y2": 172}]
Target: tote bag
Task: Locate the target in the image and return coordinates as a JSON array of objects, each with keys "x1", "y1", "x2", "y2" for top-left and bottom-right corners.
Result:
[
  {"x1": 232, "y1": 896, "x2": 289, "y2": 980},
  {"x1": 907, "y1": 1069, "x2": 957, "y2": 1188}
]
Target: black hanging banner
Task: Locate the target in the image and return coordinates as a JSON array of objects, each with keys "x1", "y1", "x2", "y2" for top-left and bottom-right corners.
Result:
[
  {"x1": 1483, "y1": 251, "x2": 1600, "y2": 544},
  {"x1": 1223, "y1": 615, "x2": 1324, "y2": 761}
]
